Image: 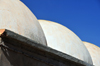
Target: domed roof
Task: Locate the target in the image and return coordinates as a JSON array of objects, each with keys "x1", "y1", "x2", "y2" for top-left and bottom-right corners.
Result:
[
  {"x1": 38, "y1": 20, "x2": 93, "y2": 64},
  {"x1": 83, "y1": 41, "x2": 100, "y2": 66},
  {"x1": 0, "y1": 0, "x2": 47, "y2": 45}
]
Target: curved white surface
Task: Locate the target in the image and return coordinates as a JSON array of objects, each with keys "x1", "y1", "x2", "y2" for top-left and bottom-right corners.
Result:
[
  {"x1": 83, "y1": 41, "x2": 100, "y2": 66},
  {"x1": 0, "y1": 0, "x2": 47, "y2": 45},
  {"x1": 38, "y1": 20, "x2": 93, "y2": 64}
]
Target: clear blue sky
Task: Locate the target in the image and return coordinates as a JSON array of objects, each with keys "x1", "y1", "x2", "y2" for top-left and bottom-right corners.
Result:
[{"x1": 21, "y1": 0, "x2": 100, "y2": 47}]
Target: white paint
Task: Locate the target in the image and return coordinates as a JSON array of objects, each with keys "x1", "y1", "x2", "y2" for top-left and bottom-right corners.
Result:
[
  {"x1": 38, "y1": 20, "x2": 93, "y2": 64},
  {"x1": 83, "y1": 41, "x2": 100, "y2": 66},
  {"x1": 0, "y1": 0, "x2": 47, "y2": 45}
]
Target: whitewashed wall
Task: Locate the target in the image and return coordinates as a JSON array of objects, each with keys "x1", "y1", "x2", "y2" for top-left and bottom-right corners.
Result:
[
  {"x1": 0, "y1": 0, "x2": 47, "y2": 45},
  {"x1": 38, "y1": 20, "x2": 93, "y2": 64},
  {"x1": 83, "y1": 41, "x2": 100, "y2": 66}
]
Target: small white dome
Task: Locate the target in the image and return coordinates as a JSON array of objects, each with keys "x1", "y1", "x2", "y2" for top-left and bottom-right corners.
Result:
[
  {"x1": 38, "y1": 20, "x2": 93, "y2": 64},
  {"x1": 83, "y1": 41, "x2": 100, "y2": 66},
  {"x1": 0, "y1": 0, "x2": 47, "y2": 45}
]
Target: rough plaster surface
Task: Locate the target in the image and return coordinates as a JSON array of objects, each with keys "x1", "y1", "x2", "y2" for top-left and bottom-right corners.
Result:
[
  {"x1": 38, "y1": 20, "x2": 93, "y2": 64},
  {"x1": 83, "y1": 41, "x2": 100, "y2": 66},
  {"x1": 0, "y1": 0, "x2": 47, "y2": 45}
]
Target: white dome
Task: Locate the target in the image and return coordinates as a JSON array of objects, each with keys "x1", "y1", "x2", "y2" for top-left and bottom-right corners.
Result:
[
  {"x1": 38, "y1": 20, "x2": 93, "y2": 64},
  {"x1": 83, "y1": 41, "x2": 100, "y2": 66},
  {"x1": 0, "y1": 0, "x2": 47, "y2": 45}
]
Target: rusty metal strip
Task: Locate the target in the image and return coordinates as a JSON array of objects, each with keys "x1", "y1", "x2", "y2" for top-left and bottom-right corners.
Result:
[{"x1": 0, "y1": 29, "x2": 5, "y2": 36}]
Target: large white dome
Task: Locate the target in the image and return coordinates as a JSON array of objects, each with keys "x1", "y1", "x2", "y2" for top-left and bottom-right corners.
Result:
[
  {"x1": 0, "y1": 0, "x2": 47, "y2": 45},
  {"x1": 83, "y1": 41, "x2": 100, "y2": 66},
  {"x1": 38, "y1": 20, "x2": 93, "y2": 64}
]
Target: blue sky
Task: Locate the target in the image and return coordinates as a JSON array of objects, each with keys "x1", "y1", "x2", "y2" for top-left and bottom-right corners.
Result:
[{"x1": 21, "y1": 0, "x2": 100, "y2": 47}]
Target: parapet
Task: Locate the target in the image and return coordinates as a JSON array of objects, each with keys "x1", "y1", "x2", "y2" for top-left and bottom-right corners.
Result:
[{"x1": 0, "y1": 29, "x2": 93, "y2": 66}]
